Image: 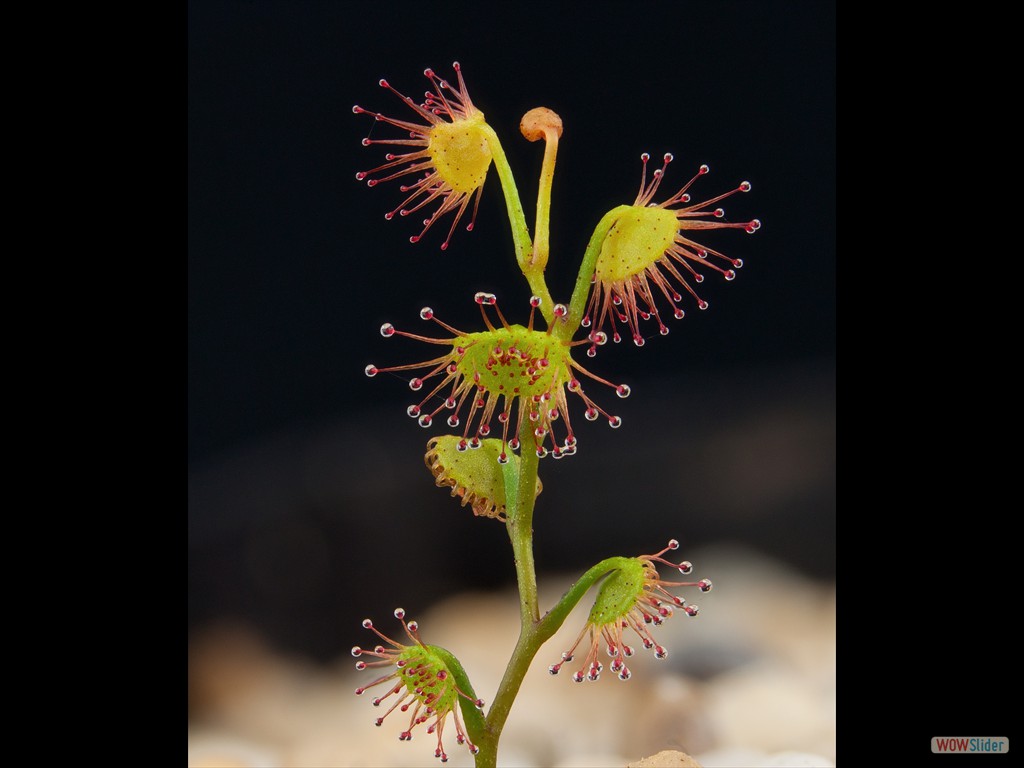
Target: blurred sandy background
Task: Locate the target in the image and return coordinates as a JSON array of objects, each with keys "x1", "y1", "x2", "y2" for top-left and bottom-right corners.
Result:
[{"x1": 189, "y1": 2, "x2": 836, "y2": 765}]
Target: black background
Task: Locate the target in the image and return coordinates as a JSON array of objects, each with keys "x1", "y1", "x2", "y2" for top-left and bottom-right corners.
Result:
[
  {"x1": 188, "y1": 0, "x2": 837, "y2": 715},
  {"x1": 188, "y1": 2, "x2": 1021, "y2": 760}
]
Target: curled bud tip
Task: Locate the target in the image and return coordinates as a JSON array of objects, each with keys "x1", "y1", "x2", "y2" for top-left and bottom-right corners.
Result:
[{"x1": 520, "y1": 106, "x2": 564, "y2": 141}]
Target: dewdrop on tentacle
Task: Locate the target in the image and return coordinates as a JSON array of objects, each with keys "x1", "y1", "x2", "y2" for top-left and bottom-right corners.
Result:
[
  {"x1": 353, "y1": 608, "x2": 483, "y2": 762},
  {"x1": 583, "y1": 153, "x2": 760, "y2": 353},
  {"x1": 364, "y1": 293, "x2": 630, "y2": 459},
  {"x1": 352, "y1": 63, "x2": 493, "y2": 250},
  {"x1": 549, "y1": 539, "x2": 712, "y2": 683}
]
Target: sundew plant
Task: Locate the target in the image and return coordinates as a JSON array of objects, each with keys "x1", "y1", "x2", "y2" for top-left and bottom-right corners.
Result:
[{"x1": 351, "y1": 63, "x2": 759, "y2": 767}]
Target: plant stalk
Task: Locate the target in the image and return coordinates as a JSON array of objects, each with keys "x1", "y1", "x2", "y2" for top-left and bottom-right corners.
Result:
[
  {"x1": 482, "y1": 124, "x2": 554, "y2": 322},
  {"x1": 554, "y1": 204, "x2": 632, "y2": 342},
  {"x1": 473, "y1": 430, "x2": 628, "y2": 768}
]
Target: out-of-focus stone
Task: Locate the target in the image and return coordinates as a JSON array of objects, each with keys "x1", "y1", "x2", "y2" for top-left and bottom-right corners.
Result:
[
  {"x1": 187, "y1": 732, "x2": 280, "y2": 768},
  {"x1": 627, "y1": 749, "x2": 703, "y2": 767},
  {"x1": 701, "y1": 662, "x2": 835, "y2": 760},
  {"x1": 696, "y1": 748, "x2": 834, "y2": 767},
  {"x1": 762, "y1": 752, "x2": 835, "y2": 767}
]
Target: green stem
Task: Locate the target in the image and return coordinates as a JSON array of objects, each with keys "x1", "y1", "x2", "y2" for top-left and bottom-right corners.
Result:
[
  {"x1": 470, "y1": 432, "x2": 539, "y2": 768},
  {"x1": 530, "y1": 128, "x2": 558, "y2": 273},
  {"x1": 502, "y1": 442, "x2": 540, "y2": 624},
  {"x1": 432, "y1": 645, "x2": 487, "y2": 744},
  {"x1": 553, "y1": 205, "x2": 632, "y2": 342},
  {"x1": 482, "y1": 124, "x2": 554, "y2": 322},
  {"x1": 472, "y1": 433, "x2": 629, "y2": 768},
  {"x1": 536, "y1": 556, "x2": 631, "y2": 639}
]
